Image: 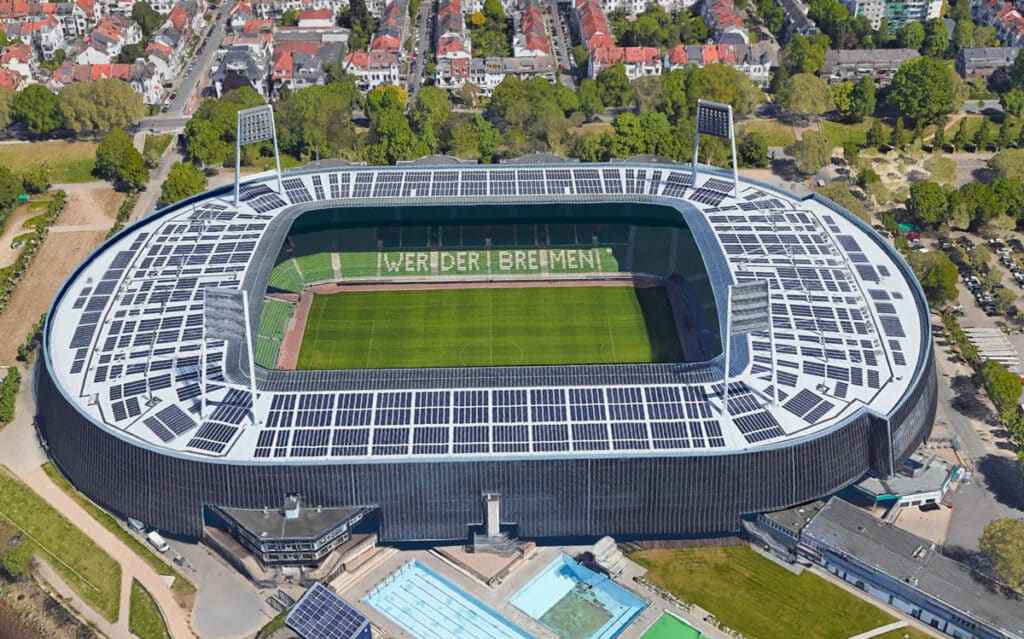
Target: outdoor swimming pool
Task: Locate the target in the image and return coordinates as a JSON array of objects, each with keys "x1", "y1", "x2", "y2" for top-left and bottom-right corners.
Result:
[
  {"x1": 640, "y1": 612, "x2": 709, "y2": 639},
  {"x1": 364, "y1": 560, "x2": 533, "y2": 639},
  {"x1": 509, "y1": 554, "x2": 647, "y2": 639}
]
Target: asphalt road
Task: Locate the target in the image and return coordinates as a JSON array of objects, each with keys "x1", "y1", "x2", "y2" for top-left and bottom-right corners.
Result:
[
  {"x1": 544, "y1": 0, "x2": 574, "y2": 88},
  {"x1": 408, "y1": 0, "x2": 434, "y2": 102}
]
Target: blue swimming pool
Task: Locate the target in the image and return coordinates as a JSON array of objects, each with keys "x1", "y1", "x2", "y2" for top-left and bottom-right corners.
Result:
[
  {"x1": 364, "y1": 560, "x2": 534, "y2": 639},
  {"x1": 510, "y1": 554, "x2": 647, "y2": 639}
]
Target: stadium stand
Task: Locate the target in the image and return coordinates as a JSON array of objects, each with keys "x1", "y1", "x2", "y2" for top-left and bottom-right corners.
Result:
[
  {"x1": 268, "y1": 259, "x2": 304, "y2": 293},
  {"x1": 255, "y1": 298, "x2": 295, "y2": 368}
]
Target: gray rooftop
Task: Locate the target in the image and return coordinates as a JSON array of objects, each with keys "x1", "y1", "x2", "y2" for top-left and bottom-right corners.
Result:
[
  {"x1": 824, "y1": 48, "x2": 920, "y2": 67},
  {"x1": 803, "y1": 499, "x2": 1024, "y2": 638},
  {"x1": 855, "y1": 452, "x2": 954, "y2": 499},
  {"x1": 218, "y1": 502, "x2": 365, "y2": 540},
  {"x1": 763, "y1": 499, "x2": 825, "y2": 536}
]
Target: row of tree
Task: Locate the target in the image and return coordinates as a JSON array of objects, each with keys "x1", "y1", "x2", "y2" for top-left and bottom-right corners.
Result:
[{"x1": 0, "y1": 79, "x2": 146, "y2": 134}]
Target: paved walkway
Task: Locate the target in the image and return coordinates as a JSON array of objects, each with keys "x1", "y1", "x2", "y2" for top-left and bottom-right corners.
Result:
[
  {"x1": 848, "y1": 620, "x2": 908, "y2": 639},
  {"x1": 0, "y1": 363, "x2": 196, "y2": 639}
]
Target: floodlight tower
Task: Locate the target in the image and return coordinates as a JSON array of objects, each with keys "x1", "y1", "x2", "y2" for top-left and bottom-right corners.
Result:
[
  {"x1": 234, "y1": 105, "x2": 284, "y2": 207},
  {"x1": 692, "y1": 100, "x2": 739, "y2": 198},
  {"x1": 722, "y1": 279, "x2": 775, "y2": 415}
]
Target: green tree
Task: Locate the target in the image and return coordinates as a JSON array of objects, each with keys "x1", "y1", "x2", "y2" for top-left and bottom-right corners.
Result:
[
  {"x1": 786, "y1": 130, "x2": 832, "y2": 175},
  {"x1": 595, "y1": 63, "x2": 634, "y2": 107},
  {"x1": 0, "y1": 86, "x2": 14, "y2": 130},
  {"x1": 866, "y1": 119, "x2": 886, "y2": 148},
  {"x1": 577, "y1": 79, "x2": 604, "y2": 118},
  {"x1": 907, "y1": 181, "x2": 947, "y2": 225},
  {"x1": 896, "y1": 21, "x2": 925, "y2": 49},
  {"x1": 888, "y1": 57, "x2": 966, "y2": 123},
  {"x1": 483, "y1": 0, "x2": 504, "y2": 22},
  {"x1": 20, "y1": 163, "x2": 50, "y2": 194},
  {"x1": 184, "y1": 87, "x2": 266, "y2": 166},
  {"x1": 779, "y1": 73, "x2": 834, "y2": 115},
  {"x1": 58, "y1": 78, "x2": 146, "y2": 132},
  {"x1": 832, "y1": 82, "x2": 854, "y2": 122},
  {"x1": 850, "y1": 76, "x2": 876, "y2": 122},
  {"x1": 954, "y1": 118, "x2": 971, "y2": 149},
  {"x1": 891, "y1": 117, "x2": 905, "y2": 148},
  {"x1": 738, "y1": 132, "x2": 768, "y2": 167},
  {"x1": 953, "y1": 19, "x2": 974, "y2": 50},
  {"x1": 974, "y1": 117, "x2": 993, "y2": 149},
  {"x1": 933, "y1": 121, "x2": 946, "y2": 150},
  {"x1": 980, "y1": 360, "x2": 1024, "y2": 416},
  {"x1": 364, "y1": 105, "x2": 428, "y2": 164},
  {"x1": 758, "y1": 0, "x2": 785, "y2": 33},
  {"x1": 999, "y1": 117, "x2": 1013, "y2": 149},
  {"x1": 781, "y1": 34, "x2": 826, "y2": 74},
  {"x1": 921, "y1": 17, "x2": 949, "y2": 57},
  {"x1": 158, "y1": 161, "x2": 208, "y2": 206},
  {"x1": 568, "y1": 132, "x2": 610, "y2": 162},
  {"x1": 95, "y1": 128, "x2": 147, "y2": 189},
  {"x1": 1001, "y1": 89, "x2": 1024, "y2": 118},
  {"x1": 906, "y1": 250, "x2": 959, "y2": 305},
  {"x1": 13, "y1": 84, "x2": 63, "y2": 133},
  {"x1": 275, "y1": 81, "x2": 360, "y2": 159},
  {"x1": 989, "y1": 148, "x2": 1024, "y2": 178},
  {"x1": 131, "y1": 0, "x2": 164, "y2": 36},
  {"x1": 280, "y1": 8, "x2": 300, "y2": 25}
]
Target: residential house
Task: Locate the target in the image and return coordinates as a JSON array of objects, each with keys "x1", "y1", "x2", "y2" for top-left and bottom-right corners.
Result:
[
  {"x1": 600, "y1": 0, "x2": 698, "y2": 12},
  {"x1": 776, "y1": 0, "x2": 819, "y2": 37},
  {"x1": 956, "y1": 46, "x2": 1019, "y2": 81},
  {"x1": 297, "y1": 8, "x2": 333, "y2": 27},
  {"x1": 469, "y1": 55, "x2": 555, "y2": 93},
  {"x1": 4, "y1": 15, "x2": 65, "y2": 60},
  {"x1": 341, "y1": 49, "x2": 399, "y2": 89},
  {"x1": 210, "y1": 30, "x2": 270, "y2": 96},
  {"x1": 589, "y1": 45, "x2": 660, "y2": 79},
  {"x1": 369, "y1": 0, "x2": 406, "y2": 53},
  {"x1": 251, "y1": 0, "x2": 349, "y2": 20},
  {"x1": 271, "y1": 47, "x2": 326, "y2": 95},
  {"x1": 972, "y1": 0, "x2": 1024, "y2": 47},
  {"x1": 0, "y1": 66, "x2": 23, "y2": 88},
  {"x1": 229, "y1": 0, "x2": 255, "y2": 30},
  {"x1": 839, "y1": 0, "x2": 942, "y2": 30},
  {"x1": 0, "y1": 41, "x2": 36, "y2": 79},
  {"x1": 56, "y1": 0, "x2": 98, "y2": 38},
  {"x1": 46, "y1": 58, "x2": 162, "y2": 102},
  {"x1": 73, "y1": 14, "x2": 141, "y2": 64},
  {"x1": 821, "y1": 47, "x2": 920, "y2": 85},
  {"x1": 572, "y1": 0, "x2": 614, "y2": 51},
  {"x1": 512, "y1": 0, "x2": 549, "y2": 57},
  {"x1": 664, "y1": 42, "x2": 776, "y2": 87},
  {"x1": 435, "y1": 0, "x2": 469, "y2": 59},
  {"x1": 702, "y1": 0, "x2": 748, "y2": 44}
]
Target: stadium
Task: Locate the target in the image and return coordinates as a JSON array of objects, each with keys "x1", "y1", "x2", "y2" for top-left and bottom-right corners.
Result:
[{"x1": 37, "y1": 151, "x2": 936, "y2": 544}]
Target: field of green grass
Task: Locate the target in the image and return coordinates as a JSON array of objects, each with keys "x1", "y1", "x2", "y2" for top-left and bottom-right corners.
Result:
[
  {"x1": 296, "y1": 285, "x2": 683, "y2": 369},
  {"x1": 630, "y1": 546, "x2": 897, "y2": 639},
  {"x1": 129, "y1": 579, "x2": 170, "y2": 639},
  {"x1": 41, "y1": 462, "x2": 196, "y2": 609},
  {"x1": 820, "y1": 119, "x2": 890, "y2": 148},
  {"x1": 740, "y1": 119, "x2": 796, "y2": 147},
  {"x1": 0, "y1": 141, "x2": 98, "y2": 183},
  {"x1": 0, "y1": 466, "x2": 121, "y2": 621}
]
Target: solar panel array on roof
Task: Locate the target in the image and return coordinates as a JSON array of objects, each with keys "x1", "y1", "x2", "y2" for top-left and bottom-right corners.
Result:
[{"x1": 287, "y1": 582, "x2": 370, "y2": 639}]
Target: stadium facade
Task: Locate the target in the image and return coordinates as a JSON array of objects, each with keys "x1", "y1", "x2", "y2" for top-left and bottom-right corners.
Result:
[{"x1": 38, "y1": 161, "x2": 937, "y2": 543}]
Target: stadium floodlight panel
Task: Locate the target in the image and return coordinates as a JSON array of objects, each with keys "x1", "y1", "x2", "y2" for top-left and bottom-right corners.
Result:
[
  {"x1": 204, "y1": 288, "x2": 248, "y2": 342},
  {"x1": 237, "y1": 105, "x2": 276, "y2": 146},
  {"x1": 729, "y1": 280, "x2": 770, "y2": 336},
  {"x1": 696, "y1": 100, "x2": 733, "y2": 139}
]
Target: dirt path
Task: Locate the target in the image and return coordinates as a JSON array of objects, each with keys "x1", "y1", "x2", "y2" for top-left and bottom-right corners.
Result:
[
  {"x1": 0, "y1": 187, "x2": 122, "y2": 365},
  {"x1": 0, "y1": 205, "x2": 37, "y2": 269}
]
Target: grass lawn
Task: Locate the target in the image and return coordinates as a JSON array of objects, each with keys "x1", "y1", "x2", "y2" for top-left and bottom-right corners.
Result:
[
  {"x1": 820, "y1": 119, "x2": 889, "y2": 148},
  {"x1": 740, "y1": 119, "x2": 796, "y2": 147},
  {"x1": 129, "y1": 579, "x2": 170, "y2": 639},
  {"x1": 630, "y1": 546, "x2": 897, "y2": 639},
  {"x1": 143, "y1": 134, "x2": 174, "y2": 162},
  {"x1": 41, "y1": 462, "x2": 196, "y2": 609},
  {"x1": 0, "y1": 141, "x2": 98, "y2": 183},
  {"x1": 641, "y1": 613, "x2": 708, "y2": 639},
  {"x1": 297, "y1": 285, "x2": 683, "y2": 369},
  {"x1": 0, "y1": 466, "x2": 121, "y2": 622}
]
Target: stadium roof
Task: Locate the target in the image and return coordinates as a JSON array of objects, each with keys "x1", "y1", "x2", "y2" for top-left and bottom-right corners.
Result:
[{"x1": 46, "y1": 163, "x2": 929, "y2": 463}]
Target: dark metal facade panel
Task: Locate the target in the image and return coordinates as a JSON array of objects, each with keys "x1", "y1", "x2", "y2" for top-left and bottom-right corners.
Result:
[{"x1": 36, "y1": 349, "x2": 936, "y2": 542}]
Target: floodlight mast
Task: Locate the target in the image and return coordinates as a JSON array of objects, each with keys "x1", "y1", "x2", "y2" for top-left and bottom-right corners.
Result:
[
  {"x1": 692, "y1": 99, "x2": 740, "y2": 198},
  {"x1": 234, "y1": 105, "x2": 284, "y2": 207},
  {"x1": 722, "y1": 280, "x2": 774, "y2": 415}
]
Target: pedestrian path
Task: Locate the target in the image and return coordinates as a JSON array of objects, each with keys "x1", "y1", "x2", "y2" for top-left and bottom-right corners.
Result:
[{"x1": 847, "y1": 620, "x2": 908, "y2": 639}]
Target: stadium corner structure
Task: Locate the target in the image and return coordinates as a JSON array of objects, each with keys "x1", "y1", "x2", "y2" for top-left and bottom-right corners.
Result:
[{"x1": 38, "y1": 161, "x2": 937, "y2": 543}]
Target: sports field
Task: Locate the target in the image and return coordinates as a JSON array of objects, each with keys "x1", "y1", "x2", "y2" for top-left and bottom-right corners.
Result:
[{"x1": 295, "y1": 285, "x2": 684, "y2": 369}]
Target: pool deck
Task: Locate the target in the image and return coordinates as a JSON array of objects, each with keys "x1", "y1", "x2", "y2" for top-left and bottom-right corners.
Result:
[{"x1": 334, "y1": 544, "x2": 729, "y2": 639}]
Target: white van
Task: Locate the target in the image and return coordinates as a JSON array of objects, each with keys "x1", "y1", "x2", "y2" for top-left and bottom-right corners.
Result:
[{"x1": 147, "y1": 531, "x2": 170, "y2": 553}]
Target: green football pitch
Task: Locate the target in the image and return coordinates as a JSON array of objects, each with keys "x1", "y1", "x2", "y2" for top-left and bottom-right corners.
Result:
[{"x1": 295, "y1": 285, "x2": 684, "y2": 369}]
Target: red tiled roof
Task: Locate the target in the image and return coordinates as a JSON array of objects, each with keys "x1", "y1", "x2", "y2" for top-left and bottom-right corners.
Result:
[
  {"x1": 299, "y1": 8, "x2": 332, "y2": 19},
  {"x1": 0, "y1": 68, "x2": 20, "y2": 89},
  {"x1": 242, "y1": 18, "x2": 274, "y2": 32},
  {"x1": 666, "y1": 44, "x2": 686, "y2": 65},
  {"x1": 591, "y1": 45, "x2": 659, "y2": 66}
]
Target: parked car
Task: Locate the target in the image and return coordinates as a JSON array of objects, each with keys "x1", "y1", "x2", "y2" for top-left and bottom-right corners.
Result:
[{"x1": 906, "y1": 231, "x2": 921, "y2": 240}]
